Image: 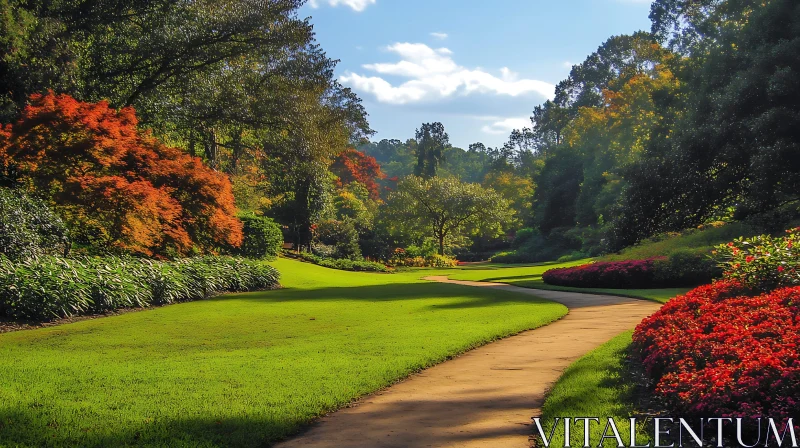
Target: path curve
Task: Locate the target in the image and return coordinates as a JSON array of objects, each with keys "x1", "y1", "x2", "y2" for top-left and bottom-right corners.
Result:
[{"x1": 275, "y1": 277, "x2": 662, "y2": 448}]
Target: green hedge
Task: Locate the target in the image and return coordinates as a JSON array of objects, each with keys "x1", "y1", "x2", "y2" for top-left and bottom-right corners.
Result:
[
  {"x1": 0, "y1": 256, "x2": 280, "y2": 321},
  {"x1": 287, "y1": 251, "x2": 391, "y2": 272}
]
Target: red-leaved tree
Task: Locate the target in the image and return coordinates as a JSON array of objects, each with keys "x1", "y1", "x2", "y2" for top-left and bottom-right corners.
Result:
[
  {"x1": 330, "y1": 148, "x2": 386, "y2": 200},
  {"x1": 0, "y1": 92, "x2": 243, "y2": 256}
]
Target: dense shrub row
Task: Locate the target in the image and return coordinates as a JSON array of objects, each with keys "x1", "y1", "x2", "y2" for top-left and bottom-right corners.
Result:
[
  {"x1": 633, "y1": 280, "x2": 800, "y2": 420},
  {"x1": 0, "y1": 256, "x2": 280, "y2": 321},
  {"x1": 543, "y1": 259, "x2": 662, "y2": 288},
  {"x1": 542, "y1": 251, "x2": 718, "y2": 289},
  {"x1": 388, "y1": 249, "x2": 458, "y2": 268},
  {"x1": 288, "y1": 252, "x2": 391, "y2": 272}
]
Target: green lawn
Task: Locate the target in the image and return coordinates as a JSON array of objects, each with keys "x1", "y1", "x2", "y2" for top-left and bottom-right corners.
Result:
[
  {"x1": 537, "y1": 331, "x2": 652, "y2": 447},
  {"x1": 432, "y1": 261, "x2": 689, "y2": 303},
  {"x1": 0, "y1": 258, "x2": 567, "y2": 447}
]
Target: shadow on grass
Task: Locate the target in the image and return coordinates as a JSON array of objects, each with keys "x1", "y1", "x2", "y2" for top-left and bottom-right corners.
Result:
[
  {"x1": 540, "y1": 342, "x2": 635, "y2": 419},
  {"x1": 0, "y1": 383, "x2": 548, "y2": 447},
  {"x1": 479, "y1": 274, "x2": 544, "y2": 282},
  {"x1": 0, "y1": 408, "x2": 297, "y2": 448},
  {"x1": 212, "y1": 282, "x2": 558, "y2": 311}
]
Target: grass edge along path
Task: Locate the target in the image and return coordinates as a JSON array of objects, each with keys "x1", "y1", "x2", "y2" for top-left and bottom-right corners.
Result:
[
  {"x1": 439, "y1": 261, "x2": 689, "y2": 304},
  {"x1": 537, "y1": 331, "x2": 653, "y2": 447},
  {"x1": 0, "y1": 258, "x2": 567, "y2": 447},
  {"x1": 276, "y1": 279, "x2": 662, "y2": 448}
]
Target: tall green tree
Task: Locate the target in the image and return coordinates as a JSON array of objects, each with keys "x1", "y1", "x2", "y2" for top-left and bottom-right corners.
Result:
[
  {"x1": 413, "y1": 122, "x2": 449, "y2": 178},
  {"x1": 612, "y1": 0, "x2": 800, "y2": 249},
  {"x1": 0, "y1": 0, "x2": 372, "y2": 168}
]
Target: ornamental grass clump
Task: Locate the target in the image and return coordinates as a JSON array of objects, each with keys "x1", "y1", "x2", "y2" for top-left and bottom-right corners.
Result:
[{"x1": 0, "y1": 256, "x2": 280, "y2": 321}]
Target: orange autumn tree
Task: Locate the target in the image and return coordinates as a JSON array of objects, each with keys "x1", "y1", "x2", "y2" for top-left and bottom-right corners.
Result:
[
  {"x1": 330, "y1": 148, "x2": 386, "y2": 200},
  {"x1": 0, "y1": 92, "x2": 243, "y2": 256}
]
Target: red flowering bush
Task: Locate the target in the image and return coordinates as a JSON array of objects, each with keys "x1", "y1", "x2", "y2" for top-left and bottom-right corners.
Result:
[{"x1": 633, "y1": 281, "x2": 800, "y2": 419}]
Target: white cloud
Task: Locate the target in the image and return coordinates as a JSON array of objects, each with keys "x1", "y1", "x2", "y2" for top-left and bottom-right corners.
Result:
[
  {"x1": 430, "y1": 32, "x2": 449, "y2": 40},
  {"x1": 562, "y1": 61, "x2": 574, "y2": 69},
  {"x1": 481, "y1": 117, "x2": 532, "y2": 135},
  {"x1": 308, "y1": 0, "x2": 376, "y2": 12},
  {"x1": 340, "y1": 42, "x2": 555, "y2": 105}
]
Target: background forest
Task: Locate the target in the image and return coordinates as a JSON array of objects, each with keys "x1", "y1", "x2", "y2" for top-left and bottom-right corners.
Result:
[{"x1": 1, "y1": 0, "x2": 799, "y2": 270}]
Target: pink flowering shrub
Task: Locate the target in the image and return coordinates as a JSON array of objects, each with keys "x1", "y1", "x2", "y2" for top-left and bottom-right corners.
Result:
[{"x1": 543, "y1": 258, "x2": 664, "y2": 288}]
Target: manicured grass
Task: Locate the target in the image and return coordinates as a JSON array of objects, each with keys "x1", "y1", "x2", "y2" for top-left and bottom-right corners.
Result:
[
  {"x1": 434, "y1": 261, "x2": 689, "y2": 303},
  {"x1": 0, "y1": 258, "x2": 567, "y2": 447},
  {"x1": 537, "y1": 331, "x2": 651, "y2": 447}
]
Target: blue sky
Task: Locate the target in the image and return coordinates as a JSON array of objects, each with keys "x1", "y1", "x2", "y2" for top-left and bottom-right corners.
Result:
[{"x1": 300, "y1": 0, "x2": 654, "y2": 149}]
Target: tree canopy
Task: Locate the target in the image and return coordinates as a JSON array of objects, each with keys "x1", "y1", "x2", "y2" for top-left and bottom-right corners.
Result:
[
  {"x1": 385, "y1": 176, "x2": 511, "y2": 255},
  {"x1": 0, "y1": 93, "x2": 242, "y2": 256}
]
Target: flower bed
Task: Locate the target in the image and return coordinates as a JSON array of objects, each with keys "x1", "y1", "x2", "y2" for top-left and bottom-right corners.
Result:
[
  {"x1": 633, "y1": 280, "x2": 800, "y2": 419},
  {"x1": 542, "y1": 251, "x2": 718, "y2": 289},
  {"x1": 542, "y1": 259, "x2": 663, "y2": 288}
]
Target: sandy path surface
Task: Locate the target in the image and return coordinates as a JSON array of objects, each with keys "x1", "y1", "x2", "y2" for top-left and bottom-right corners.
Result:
[{"x1": 275, "y1": 278, "x2": 661, "y2": 448}]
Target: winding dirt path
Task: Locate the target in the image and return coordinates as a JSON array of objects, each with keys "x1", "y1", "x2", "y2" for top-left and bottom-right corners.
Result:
[{"x1": 275, "y1": 278, "x2": 662, "y2": 448}]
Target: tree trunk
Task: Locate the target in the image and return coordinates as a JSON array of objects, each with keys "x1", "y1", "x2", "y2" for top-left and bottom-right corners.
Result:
[
  {"x1": 438, "y1": 235, "x2": 445, "y2": 256},
  {"x1": 204, "y1": 129, "x2": 219, "y2": 170}
]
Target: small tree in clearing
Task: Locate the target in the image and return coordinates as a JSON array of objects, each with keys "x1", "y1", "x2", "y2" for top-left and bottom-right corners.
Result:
[{"x1": 386, "y1": 176, "x2": 512, "y2": 255}]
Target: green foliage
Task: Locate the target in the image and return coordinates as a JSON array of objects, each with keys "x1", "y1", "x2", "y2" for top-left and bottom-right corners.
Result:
[
  {"x1": 653, "y1": 249, "x2": 720, "y2": 286},
  {"x1": 611, "y1": 0, "x2": 800, "y2": 247},
  {"x1": 713, "y1": 227, "x2": 800, "y2": 292},
  {"x1": 359, "y1": 139, "x2": 417, "y2": 180},
  {"x1": 385, "y1": 176, "x2": 512, "y2": 255},
  {"x1": 237, "y1": 215, "x2": 283, "y2": 259},
  {"x1": 531, "y1": 147, "x2": 583, "y2": 233},
  {"x1": 0, "y1": 256, "x2": 280, "y2": 321},
  {"x1": 424, "y1": 254, "x2": 458, "y2": 268},
  {"x1": 493, "y1": 227, "x2": 584, "y2": 264},
  {"x1": 512, "y1": 228, "x2": 539, "y2": 249},
  {"x1": 404, "y1": 239, "x2": 440, "y2": 258},
  {"x1": 0, "y1": 187, "x2": 68, "y2": 260},
  {"x1": 413, "y1": 122, "x2": 449, "y2": 178},
  {"x1": 0, "y1": 0, "x2": 373, "y2": 151},
  {"x1": 490, "y1": 251, "x2": 538, "y2": 264},
  {"x1": 313, "y1": 219, "x2": 362, "y2": 260}
]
